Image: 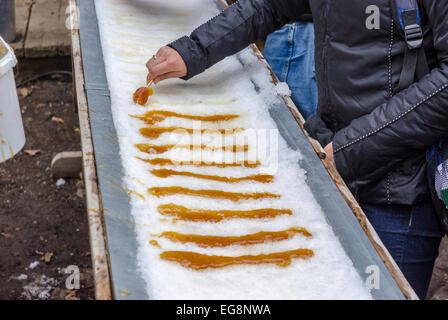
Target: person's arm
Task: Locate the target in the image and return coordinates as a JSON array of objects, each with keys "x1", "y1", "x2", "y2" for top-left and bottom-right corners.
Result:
[
  {"x1": 332, "y1": 0, "x2": 448, "y2": 191},
  {"x1": 147, "y1": 0, "x2": 310, "y2": 82}
]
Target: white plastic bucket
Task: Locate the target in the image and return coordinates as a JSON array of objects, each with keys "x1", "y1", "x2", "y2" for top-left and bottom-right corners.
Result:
[{"x1": 0, "y1": 36, "x2": 25, "y2": 162}]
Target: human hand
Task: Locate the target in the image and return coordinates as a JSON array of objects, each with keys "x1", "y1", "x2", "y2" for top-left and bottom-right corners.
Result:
[{"x1": 146, "y1": 46, "x2": 187, "y2": 84}]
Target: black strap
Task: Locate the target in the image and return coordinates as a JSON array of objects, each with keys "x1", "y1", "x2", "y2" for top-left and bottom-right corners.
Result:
[
  {"x1": 397, "y1": 8, "x2": 430, "y2": 92},
  {"x1": 398, "y1": 46, "x2": 429, "y2": 91},
  {"x1": 416, "y1": 46, "x2": 430, "y2": 78},
  {"x1": 417, "y1": 0, "x2": 427, "y2": 26}
]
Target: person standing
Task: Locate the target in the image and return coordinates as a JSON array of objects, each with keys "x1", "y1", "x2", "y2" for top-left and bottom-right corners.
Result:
[
  {"x1": 263, "y1": 17, "x2": 317, "y2": 119},
  {"x1": 145, "y1": 0, "x2": 448, "y2": 299}
]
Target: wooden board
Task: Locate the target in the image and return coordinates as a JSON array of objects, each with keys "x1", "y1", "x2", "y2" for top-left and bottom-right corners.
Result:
[
  {"x1": 71, "y1": 0, "x2": 418, "y2": 300},
  {"x1": 69, "y1": 0, "x2": 112, "y2": 300}
]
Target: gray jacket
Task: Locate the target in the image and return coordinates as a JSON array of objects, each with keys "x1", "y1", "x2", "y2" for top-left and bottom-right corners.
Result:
[{"x1": 169, "y1": 0, "x2": 448, "y2": 206}]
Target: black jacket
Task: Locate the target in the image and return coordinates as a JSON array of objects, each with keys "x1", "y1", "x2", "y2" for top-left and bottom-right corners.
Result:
[{"x1": 169, "y1": 0, "x2": 448, "y2": 206}]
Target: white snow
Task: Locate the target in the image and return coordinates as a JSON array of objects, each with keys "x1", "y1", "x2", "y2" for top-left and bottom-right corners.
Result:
[
  {"x1": 94, "y1": 0, "x2": 372, "y2": 299},
  {"x1": 22, "y1": 275, "x2": 58, "y2": 300},
  {"x1": 56, "y1": 178, "x2": 66, "y2": 187},
  {"x1": 28, "y1": 261, "x2": 39, "y2": 269},
  {"x1": 276, "y1": 82, "x2": 291, "y2": 97},
  {"x1": 17, "y1": 274, "x2": 28, "y2": 280}
]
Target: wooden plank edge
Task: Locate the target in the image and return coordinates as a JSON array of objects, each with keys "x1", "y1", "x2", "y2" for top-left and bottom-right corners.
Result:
[{"x1": 70, "y1": 0, "x2": 112, "y2": 300}]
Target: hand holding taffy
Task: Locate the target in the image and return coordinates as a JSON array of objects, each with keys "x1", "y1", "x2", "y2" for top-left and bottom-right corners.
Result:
[
  {"x1": 146, "y1": 46, "x2": 187, "y2": 84},
  {"x1": 133, "y1": 47, "x2": 187, "y2": 106}
]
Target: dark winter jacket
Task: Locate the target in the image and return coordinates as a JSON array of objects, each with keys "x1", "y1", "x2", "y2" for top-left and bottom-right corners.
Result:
[{"x1": 168, "y1": 0, "x2": 448, "y2": 206}]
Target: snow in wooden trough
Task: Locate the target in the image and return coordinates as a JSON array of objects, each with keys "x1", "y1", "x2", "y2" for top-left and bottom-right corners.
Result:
[{"x1": 95, "y1": 0, "x2": 372, "y2": 299}]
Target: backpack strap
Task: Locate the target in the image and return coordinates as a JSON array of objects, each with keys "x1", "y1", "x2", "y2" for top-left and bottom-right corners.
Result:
[{"x1": 391, "y1": 0, "x2": 430, "y2": 91}]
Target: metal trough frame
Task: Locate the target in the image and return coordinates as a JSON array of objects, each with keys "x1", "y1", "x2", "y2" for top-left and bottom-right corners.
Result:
[{"x1": 70, "y1": 0, "x2": 418, "y2": 300}]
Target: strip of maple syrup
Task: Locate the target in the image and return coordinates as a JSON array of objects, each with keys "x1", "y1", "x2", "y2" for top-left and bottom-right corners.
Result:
[
  {"x1": 140, "y1": 127, "x2": 243, "y2": 139},
  {"x1": 131, "y1": 110, "x2": 239, "y2": 125},
  {"x1": 136, "y1": 157, "x2": 261, "y2": 168},
  {"x1": 150, "y1": 169, "x2": 274, "y2": 183},
  {"x1": 148, "y1": 186, "x2": 280, "y2": 201},
  {"x1": 158, "y1": 227, "x2": 311, "y2": 248},
  {"x1": 160, "y1": 249, "x2": 314, "y2": 270},
  {"x1": 158, "y1": 204, "x2": 292, "y2": 222},
  {"x1": 136, "y1": 143, "x2": 248, "y2": 155}
]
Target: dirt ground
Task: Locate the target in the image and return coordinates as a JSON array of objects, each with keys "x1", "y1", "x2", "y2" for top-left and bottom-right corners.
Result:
[
  {"x1": 0, "y1": 66, "x2": 447, "y2": 300},
  {"x1": 0, "y1": 73, "x2": 94, "y2": 300}
]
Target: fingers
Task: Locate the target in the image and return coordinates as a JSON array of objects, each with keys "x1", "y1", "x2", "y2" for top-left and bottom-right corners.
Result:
[
  {"x1": 146, "y1": 47, "x2": 170, "y2": 82},
  {"x1": 153, "y1": 71, "x2": 184, "y2": 84},
  {"x1": 148, "y1": 60, "x2": 171, "y2": 80},
  {"x1": 146, "y1": 60, "x2": 162, "y2": 83},
  {"x1": 146, "y1": 46, "x2": 187, "y2": 84}
]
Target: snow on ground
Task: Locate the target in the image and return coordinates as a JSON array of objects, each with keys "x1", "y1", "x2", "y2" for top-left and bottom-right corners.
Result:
[
  {"x1": 56, "y1": 178, "x2": 66, "y2": 187},
  {"x1": 16, "y1": 274, "x2": 28, "y2": 281},
  {"x1": 95, "y1": 0, "x2": 372, "y2": 299},
  {"x1": 21, "y1": 275, "x2": 59, "y2": 300}
]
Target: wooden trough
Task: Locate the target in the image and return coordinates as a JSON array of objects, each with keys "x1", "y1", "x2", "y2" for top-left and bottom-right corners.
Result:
[{"x1": 70, "y1": 0, "x2": 418, "y2": 300}]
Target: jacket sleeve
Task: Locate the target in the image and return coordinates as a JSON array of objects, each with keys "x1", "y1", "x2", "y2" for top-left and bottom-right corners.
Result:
[
  {"x1": 168, "y1": 0, "x2": 310, "y2": 79},
  {"x1": 333, "y1": 0, "x2": 448, "y2": 190}
]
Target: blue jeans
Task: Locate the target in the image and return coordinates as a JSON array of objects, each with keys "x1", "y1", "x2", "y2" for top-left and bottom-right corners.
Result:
[
  {"x1": 263, "y1": 22, "x2": 318, "y2": 119},
  {"x1": 361, "y1": 202, "x2": 444, "y2": 299}
]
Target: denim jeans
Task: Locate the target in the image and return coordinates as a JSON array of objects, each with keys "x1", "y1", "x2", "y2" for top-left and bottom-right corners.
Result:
[
  {"x1": 263, "y1": 22, "x2": 318, "y2": 119},
  {"x1": 361, "y1": 202, "x2": 444, "y2": 299}
]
